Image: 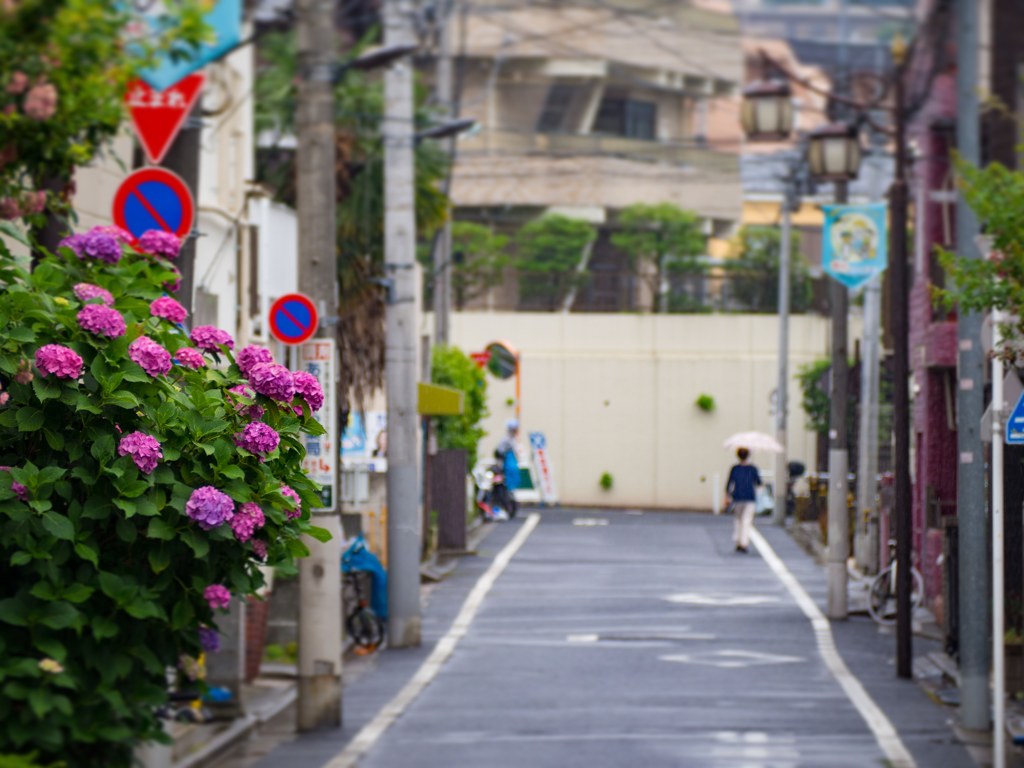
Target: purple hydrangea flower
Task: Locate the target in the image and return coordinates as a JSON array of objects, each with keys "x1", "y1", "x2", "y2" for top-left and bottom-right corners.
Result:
[
  {"x1": 203, "y1": 584, "x2": 231, "y2": 611},
  {"x1": 58, "y1": 233, "x2": 88, "y2": 257},
  {"x1": 236, "y1": 345, "x2": 274, "y2": 378},
  {"x1": 150, "y1": 296, "x2": 187, "y2": 324},
  {"x1": 174, "y1": 347, "x2": 206, "y2": 370},
  {"x1": 280, "y1": 485, "x2": 302, "y2": 519},
  {"x1": 235, "y1": 422, "x2": 280, "y2": 457},
  {"x1": 129, "y1": 336, "x2": 172, "y2": 377},
  {"x1": 292, "y1": 371, "x2": 325, "y2": 412},
  {"x1": 251, "y1": 540, "x2": 268, "y2": 560},
  {"x1": 137, "y1": 229, "x2": 182, "y2": 259},
  {"x1": 0, "y1": 467, "x2": 27, "y2": 502},
  {"x1": 80, "y1": 229, "x2": 122, "y2": 264},
  {"x1": 73, "y1": 282, "x2": 114, "y2": 306},
  {"x1": 227, "y1": 384, "x2": 265, "y2": 420},
  {"x1": 190, "y1": 325, "x2": 235, "y2": 353},
  {"x1": 117, "y1": 431, "x2": 162, "y2": 474},
  {"x1": 163, "y1": 267, "x2": 182, "y2": 293},
  {"x1": 77, "y1": 304, "x2": 126, "y2": 338},
  {"x1": 249, "y1": 363, "x2": 295, "y2": 403},
  {"x1": 35, "y1": 344, "x2": 83, "y2": 380},
  {"x1": 186, "y1": 486, "x2": 235, "y2": 530},
  {"x1": 199, "y1": 626, "x2": 220, "y2": 653},
  {"x1": 231, "y1": 502, "x2": 265, "y2": 543}
]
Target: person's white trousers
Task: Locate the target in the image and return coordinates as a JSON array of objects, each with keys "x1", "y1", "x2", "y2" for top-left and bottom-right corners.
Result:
[{"x1": 733, "y1": 501, "x2": 756, "y2": 548}]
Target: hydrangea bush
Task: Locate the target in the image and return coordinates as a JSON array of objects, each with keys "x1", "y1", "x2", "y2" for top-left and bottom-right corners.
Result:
[{"x1": 0, "y1": 223, "x2": 328, "y2": 766}]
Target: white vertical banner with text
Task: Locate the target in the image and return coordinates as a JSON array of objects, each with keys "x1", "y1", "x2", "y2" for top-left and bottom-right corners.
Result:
[
  {"x1": 299, "y1": 339, "x2": 337, "y2": 512},
  {"x1": 529, "y1": 431, "x2": 558, "y2": 505}
]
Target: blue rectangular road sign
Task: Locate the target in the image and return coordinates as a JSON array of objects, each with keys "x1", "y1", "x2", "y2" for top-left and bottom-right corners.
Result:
[{"x1": 1007, "y1": 391, "x2": 1024, "y2": 444}]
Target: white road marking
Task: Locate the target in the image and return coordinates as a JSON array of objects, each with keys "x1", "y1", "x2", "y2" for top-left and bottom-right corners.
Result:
[
  {"x1": 749, "y1": 527, "x2": 916, "y2": 768},
  {"x1": 323, "y1": 513, "x2": 541, "y2": 768},
  {"x1": 660, "y1": 649, "x2": 804, "y2": 669},
  {"x1": 566, "y1": 633, "x2": 599, "y2": 643},
  {"x1": 572, "y1": 517, "x2": 609, "y2": 526},
  {"x1": 664, "y1": 592, "x2": 780, "y2": 606}
]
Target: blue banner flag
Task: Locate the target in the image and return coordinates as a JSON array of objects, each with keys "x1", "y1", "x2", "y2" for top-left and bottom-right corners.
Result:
[{"x1": 821, "y1": 203, "x2": 888, "y2": 290}]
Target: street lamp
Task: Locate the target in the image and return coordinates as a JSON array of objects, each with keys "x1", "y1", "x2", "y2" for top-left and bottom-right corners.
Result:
[
  {"x1": 740, "y1": 80, "x2": 795, "y2": 141},
  {"x1": 807, "y1": 123, "x2": 861, "y2": 182}
]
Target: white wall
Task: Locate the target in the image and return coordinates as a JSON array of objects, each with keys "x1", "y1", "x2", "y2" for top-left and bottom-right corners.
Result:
[{"x1": 449, "y1": 312, "x2": 854, "y2": 511}]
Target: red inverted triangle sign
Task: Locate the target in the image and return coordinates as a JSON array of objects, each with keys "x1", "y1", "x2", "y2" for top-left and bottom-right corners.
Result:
[{"x1": 125, "y1": 74, "x2": 205, "y2": 165}]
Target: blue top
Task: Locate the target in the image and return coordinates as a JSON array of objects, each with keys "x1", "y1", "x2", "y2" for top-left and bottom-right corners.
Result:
[{"x1": 726, "y1": 464, "x2": 761, "y2": 502}]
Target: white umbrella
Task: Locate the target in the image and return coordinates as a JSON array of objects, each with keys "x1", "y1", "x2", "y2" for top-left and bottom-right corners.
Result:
[{"x1": 722, "y1": 431, "x2": 784, "y2": 453}]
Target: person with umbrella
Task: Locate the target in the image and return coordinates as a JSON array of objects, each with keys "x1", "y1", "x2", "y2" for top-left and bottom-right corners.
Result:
[{"x1": 725, "y1": 446, "x2": 762, "y2": 553}]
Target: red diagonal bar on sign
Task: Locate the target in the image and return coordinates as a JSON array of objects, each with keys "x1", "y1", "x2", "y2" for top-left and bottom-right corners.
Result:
[
  {"x1": 278, "y1": 305, "x2": 309, "y2": 335},
  {"x1": 130, "y1": 188, "x2": 173, "y2": 233}
]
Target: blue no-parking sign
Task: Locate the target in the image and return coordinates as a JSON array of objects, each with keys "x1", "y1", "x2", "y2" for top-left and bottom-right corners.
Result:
[
  {"x1": 112, "y1": 168, "x2": 195, "y2": 242},
  {"x1": 269, "y1": 293, "x2": 319, "y2": 345}
]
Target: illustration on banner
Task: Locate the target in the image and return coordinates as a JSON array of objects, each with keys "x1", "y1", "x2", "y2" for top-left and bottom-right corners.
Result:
[{"x1": 821, "y1": 203, "x2": 888, "y2": 290}]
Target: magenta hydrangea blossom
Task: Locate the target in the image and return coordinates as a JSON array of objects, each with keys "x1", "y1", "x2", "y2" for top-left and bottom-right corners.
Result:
[
  {"x1": 236, "y1": 345, "x2": 273, "y2": 378},
  {"x1": 249, "y1": 362, "x2": 295, "y2": 403},
  {"x1": 95, "y1": 225, "x2": 132, "y2": 243},
  {"x1": 117, "y1": 431, "x2": 162, "y2": 474},
  {"x1": 35, "y1": 344, "x2": 83, "y2": 380},
  {"x1": 150, "y1": 296, "x2": 187, "y2": 324},
  {"x1": 190, "y1": 325, "x2": 235, "y2": 353},
  {"x1": 77, "y1": 304, "x2": 126, "y2": 338},
  {"x1": 163, "y1": 267, "x2": 182, "y2": 293},
  {"x1": 203, "y1": 584, "x2": 231, "y2": 611},
  {"x1": 292, "y1": 371, "x2": 325, "y2": 412},
  {"x1": 235, "y1": 422, "x2": 280, "y2": 457},
  {"x1": 231, "y1": 502, "x2": 266, "y2": 543},
  {"x1": 0, "y1": 467, "x2": 27, "y2": 502},
  {"x1": 199, "y1": 626, "x2": 220, "y2": 653},
  {"x1": 251, "y1": 540, "x2": 268, "y2": 560},
  {"x1": 228, "y1": 384, "x2": 265, "y2": 419},
  {"x1": 129, "y1": 336, "x2": 172, "y2": 377},
  {"x1": 137, "y1": 229, "x2": 182, "y2": 259},
  {"x1": 73, "y1": 282, "x2": 114, "y2": 306},
  {"x1": 186, "y1": 486, "x2": 235, "y2": 530},
  {"x1": 174, "y1": 347, "x2": 206, "y2": 370},
  {"x1": 280, "y1": 484, "x2": 302, "y2": 519}
]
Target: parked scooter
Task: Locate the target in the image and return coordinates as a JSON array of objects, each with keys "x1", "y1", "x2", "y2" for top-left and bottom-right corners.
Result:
[{"x1": 471, "y1": 458, "x2": 516, "y2": 522}]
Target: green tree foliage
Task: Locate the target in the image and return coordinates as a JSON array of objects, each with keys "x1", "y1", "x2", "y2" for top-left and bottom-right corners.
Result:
[
  {"x1": 0, "y1": 225, "x2": 325, "y2": 766},
  {"x1": 610, "y1": 203, "x2": 706, "y2": 312},
  {"x1": 726, "y1": 226, "x2": 813, "y2": 313},
  {"x1": 450, "y1": 222, "x2": 509, "y2": 309},
  {"x1": 513, "y1": 214, "x2": 596, "y2": 310},
  {"x1": 796, "y1": 358, "x2": 831, "y2": 434},
  {"x1": 430, "y1": 346, "x2": 488, "y2": 468},
  {"x1": 0, "y1": 1, "x2": 207, "y2": 225}
]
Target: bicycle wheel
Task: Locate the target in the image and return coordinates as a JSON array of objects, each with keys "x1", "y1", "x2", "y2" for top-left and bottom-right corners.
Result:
[
  {"x1": 867, "y1": 568, "x2": 897, "y2": 625},
  {"x1": 347, "y1": 607, "x2": 385, "y2": 649}
]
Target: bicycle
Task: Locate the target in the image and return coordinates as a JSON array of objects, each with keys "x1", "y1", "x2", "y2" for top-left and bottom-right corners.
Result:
[
  {"x1": 867, "y1": 539, "x2": 924, "y2": 625},
  {"x1": 343, "y1": 569, "x2": 385, "y2": 650}
]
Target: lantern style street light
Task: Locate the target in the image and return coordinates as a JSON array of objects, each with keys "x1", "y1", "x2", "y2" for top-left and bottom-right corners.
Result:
[
  {"x1": 807, "y1": 122, "x2": 862, "y2": 182},
  {"x1": 740, "y1": 80, "x2": 794, "y2": 141}
]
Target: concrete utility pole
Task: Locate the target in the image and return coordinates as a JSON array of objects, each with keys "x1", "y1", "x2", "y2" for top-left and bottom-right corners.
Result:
[
  {"x1": 772, "y1": 174, "x2": 796, "y2": 527},
  {"x1": 855, "y1": 274, "x2": 881, "y2": 573},
  {"x1": 431, "y1": 0, "x2": 455, "y2": 346},
  {"x1": 955, "y1": 0, "x2": 989, "y2": 732},
  {"x1": 295, "y1": 0, "x2": 343, "y2": 730},
  {"x1": 826, "y1": 181, "x2": 850, "y2": 620},
  {"x1": 385, "y1": 0, "x2": 423, "y2": 648}
]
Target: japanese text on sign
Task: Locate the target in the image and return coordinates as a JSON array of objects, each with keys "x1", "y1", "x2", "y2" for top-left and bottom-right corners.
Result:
[{"x1": 299, "y1": 339, "x2": 337, "y2": 513}]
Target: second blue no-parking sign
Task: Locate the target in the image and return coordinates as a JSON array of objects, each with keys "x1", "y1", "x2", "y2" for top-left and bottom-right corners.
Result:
[{"x1": 268, "y1": 293, "x2": 319, "y2": 345}]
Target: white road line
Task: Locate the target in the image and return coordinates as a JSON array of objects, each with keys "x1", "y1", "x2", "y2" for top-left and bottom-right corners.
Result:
[
  {"x1": 749, "y1": 527, "x2": 916, "y2": 768},
  {"x1": 324, "y1": 513, "x2": 542, "y2": 768}
]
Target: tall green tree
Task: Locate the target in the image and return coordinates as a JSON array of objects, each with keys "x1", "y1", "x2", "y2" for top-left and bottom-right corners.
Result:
[
  {"x1": 726, "y1": 225, "x2": 813, "y2": 313},
  {"x1": 450, "y1": 221, "x2": 509, "y2": 309},
  {"x1": 513, "y1": 214, "x2": 596, "y2": 310},
  {"x1": 610, "y1": 202, "x2": 706, "y2": 312}
]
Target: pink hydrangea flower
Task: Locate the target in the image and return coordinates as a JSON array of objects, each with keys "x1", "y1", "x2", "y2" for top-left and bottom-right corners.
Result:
[
  {"x1": 227, "y1": 384, "x2": 265, "y2": 420},
  {"x1": 35, "y1": 344, "x2": 83, "y2": 380},
  {"x1": 292, "y1": 371, "x2": 325, "y2": 412},
  {"x1": 235, "y1": 422, "x2": 280, "y2": 456},
  {"x1": 150, "y1": 296, "x2": 187, "y2": 324},
  {"x1": 129, "y1": 336, "x2": 172, "y2": 377},
  {"x1": 249, "y1": 362, "x2": 295, "y2": 402},
  {"x1": 251, "y1": 540, "x2": 268, "y2": 560},
  {"x1": 186, "y1": 486, "x2": 235, "y2": 530},
  {"x1": 203, "y1": 584, "x2": 231, "y2": 611},
  {"x1": 163, "y1": 267, "x2": 182, "y2": 293},
  {"x1": 0, "y1": 467, "x2": 27, "y2": 502},
  {"x1": 95, "y1": 226, "x2": 132, "y2": 243},
  {"x1": 236, "y1": 345, "x2": 273, "y2": 378},
  {"x1": 23, "y1": 83, "x2": 57, "y2": 120},
  {"x1": 137, "y1": 230, "x2": 182, "y2": 259},
  {"x1": 231, "y1": 502, "x2": 265, "y2": 543},
  {"x1": 190, "y1": 325, "x2": 235, "y2": 353},
  {"x1": 174, "y1": 347, "x2": 206, "y2": 370},
  {"x1": 280, "y1": 485, "x2": 302, "y2": 519},
  {"x1": 77, "y1": 304, "x2": 126, "y2": 338},
  {"x1": 0, "y1": 392, "x2": 8, "y2": 406},
  {"x1": 6, "y1": 72, "x2": 27, "y2": 95},
  {"x1": 0, "y1": 197, "x2": 19, "y2": 219},
  {"x1": 117, "y1": 431, "x2": 162, "y2": 474},
  {"x1": 73, "y1": 283, "x2": 114, "y2": 306}
]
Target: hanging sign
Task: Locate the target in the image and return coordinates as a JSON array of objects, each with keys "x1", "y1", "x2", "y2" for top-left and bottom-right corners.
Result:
[
  {"x1": 821, "y1": 203, "x2": 888, "y2": 290},
  {"x1": 126, "y1": 74, "x2": 205, "y2": 165},
  {"x1": 268, "y1": 293, "x2": 318, "y2": 345},
  {"x1": 112, "y1": 167, "x2": 195, "y2": 242},
  {"x1": 298, "y1": 339, "x2": 337, "y2": 512}
]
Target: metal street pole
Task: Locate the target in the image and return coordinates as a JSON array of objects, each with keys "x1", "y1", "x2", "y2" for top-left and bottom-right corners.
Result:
[
  {"x1": 992, "y1": 306, "x2": 1007, "y2": 768},
  {"x1": 826, "y1": 181, "x2": 850, "y2": 620},
  {"x1": 432, "y1": 0, "x2": 455, "y2": 346},
  {"x1": 384, "y1": 0, "x2": 423, "y2": 648},
  {"x1": 954, "y1": 0, "x2": 989, "y2": 729},
  {"x1": 295, "y1": 0, "x2": 342, "y2": 729},
  {"x1": 772, "y1": 175, "x2": 795, "y2": 526}
]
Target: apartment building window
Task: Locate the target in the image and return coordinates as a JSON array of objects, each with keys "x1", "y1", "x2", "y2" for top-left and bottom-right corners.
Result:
[
  {"x1": 536, "y1": 84, "x2": 576, "y2": 133},
  {"x1": 593, "y1": 98, "x2": 657, "y2": 140}
]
